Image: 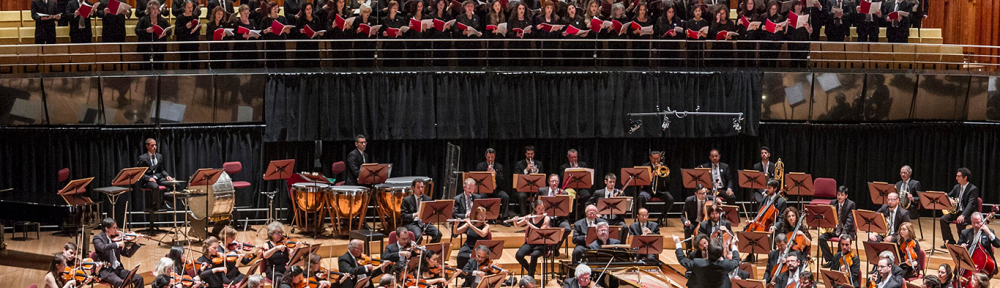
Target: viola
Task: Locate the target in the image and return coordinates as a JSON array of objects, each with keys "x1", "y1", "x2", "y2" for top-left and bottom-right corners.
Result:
[
  {"x1": 298, "y1": 277, "x2": 325, "y2": 288},
  {"x1": 211, "y1": 256, "x2": 225, "y2": 265}
]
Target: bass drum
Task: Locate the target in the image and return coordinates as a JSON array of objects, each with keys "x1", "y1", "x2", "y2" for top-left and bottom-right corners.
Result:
[
  {"x1": 327, "y1": 186, "x2": 370, "y2": 233},
  {"x1": 292, "y1": 183, "x2": 329, "y2": 213}
]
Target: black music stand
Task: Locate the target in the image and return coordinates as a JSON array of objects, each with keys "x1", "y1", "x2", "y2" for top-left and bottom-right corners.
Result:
[
  {"x1": 358, "y1": 163, "x2": 390, "y2": 185},
  {"x1": 681, "y1": 168, "x2": 712, "y2": 189},
  {"x1": 464, "y1": 172, "x2": 496, "y2": 194},
  {"x1": 109, "y1": 167, "x2": 148, "y2": 223},
  {"x1": 474, "y1": 240, "x2": 505, "y2": 259},
  {"x1": 119, "y1": 264, "x2": 140, "y2": 288},
  {"x1": 420, "y1": 200, "x2": 454, "y2": 241},
  {"x1": 471, "y1": 198, "x2": 501, "y2": 220},
  {"x1": 732, "y1": 279, "x2": 765, "y2": 288},
  {"x1": 820, "y1": 269, "x2": 852, "y2": 288},
  {"x1": 738, "y1": 170, "x2": 767, "y2": 190},
  {"x1": 867, "y1": 182, "x2": 896, "y2": 206},
  {"x1": 921, "y1": 191, "x2": 950, "y2": 255},
  {"x1": 805, "y1": 204, "x2": 838, "y2": 270},
  {"x1": 784, "y1": 173, "x2": 813, "y2": 210},
  {"x1": 525, "y1": 228, "x2": 564, "y2": 287},
  {"x1": 854, "y1": 209, "x2": 886, "y2": 260},
  {"x1": 262, "y1": 159, "x2": 295, "y2": 224},
  {"x1": 737, "y1": 231, "x2": 770, "y2": 263}
]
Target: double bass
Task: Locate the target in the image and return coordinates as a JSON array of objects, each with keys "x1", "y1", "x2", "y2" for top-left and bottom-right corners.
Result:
[{"x1": 957, "y1": 210, "x2": 998, "y2": 288}]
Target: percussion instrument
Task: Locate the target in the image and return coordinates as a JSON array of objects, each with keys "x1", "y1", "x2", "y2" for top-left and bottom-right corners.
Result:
[
  {"x1": 374, "y1": 176, "x2": 432, "y2": 230},
  {"x1": 293, "y1": 183, "x2": 330, "y2": 213},
  {"x1": 327, "y1": 186, "x2": 370, "y2": 232},
  {"x1": 189, "y1": 172, "x2": 235, "y2": 240}
]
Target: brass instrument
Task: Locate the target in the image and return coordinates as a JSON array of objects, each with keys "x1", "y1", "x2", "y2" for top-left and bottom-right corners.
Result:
[
  {"x1": 943, "y1": 197, "x2": 959, "y2": 215},
  {"x1": 899, "y1": 191, "x2": 912, "y2": 210},
  {"x1": 652, "y1": 159, "x2": 668, "y2": 193},
  {"x1": 774, "y1": 158, "x2": 785, "y2": 189}
]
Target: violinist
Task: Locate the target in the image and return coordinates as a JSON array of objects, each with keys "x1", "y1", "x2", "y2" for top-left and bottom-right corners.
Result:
[
  {"x1": 958, "y1": 212, "x2": 1000, "y2": 276},
  {"x1": 461, "y1": 245, "x2": 498, "y2": 287},
  {"x1": 167, "y1": 246, "x2": 196, "y2": 277},
  {"x1": 937, "y1": 264, "x2": 953, "y2": 288},
  {"x1": 820, "y1": 186, "x2": 856, "y2": 267},
  {"x1": 61, "y1": 242, "x2": 78, "y2": 268},
  {"x1": 588, "y1": 222, "x2": 621, "y2": 249},
  {"x1": 774, "y1": 206, "x2": 811, "y2": 254},
  {"x1": 92, "y1": 218, "x2": 144, "y2": 288},
  {"x1": 829, "y1": 235, "x2": 860, "y2": 288},
  {"x1": 151, "y1": 258, "x2": 173, "y2": 288},
  {"x1": 221, "y1": 226, "x2": 259, "y2": 265},
  {"x1": 628, "y1": 208, "x2": 661, "y2": 263},
  {"x1": 407, "y1": 250, "x2": 457, "y2": 288},
  {"x1": 563, "y1": 264, "x2": 597, "y2": 288},
  {"x1": 969, "y1": 273, "x2": 990, "y2": 288},
  {"x1": 772, "y1": 251, "x2": 804, "y2": 288},
  {"x1": 382, "y1": 226, "x2": 418, "y2": 264},
  {"x1": 456, "y1": 206, "x2": 492, "y2": 269},
  {"x1": 197, "y1": 237, "x2": 235, "y2": 288},
  {"x1": 44, "y1": 254, "x2": 79, "y2": 288},
  {"x1": 401, "y1": 179, "x2": 443, "y2": 244},
  {"x1": 516, "y1": 200, "x2": 553, "y2": 275},
  {"x1": 339, "y1": 239, "x2": 389, "y2": 288},
  {"x1": 263, "y1": 222, "x2": 292, "y2": 283},
  {"x1": 672, "y1": 235, "x2": 739, "y2": 288},
  {"x1": 870, "y1": 192, "x2": 909, "y2": 243},
  {"x1": 571, "y1": 204, "x2": 606, "y2": 265},
  {"x1": 682, "y1": 185, "x2": 713, "y2": 248},
  {"x1": 870, "y1": 257, "x2": 903, "y2": 288},
  {"x1": 278, "y1": 266, "x2": 318, "y2": 288},
  {"x1": 307, "y1": 254, "x2": 345, "y2": 284},
  {"x1": 896, "y1": 222, "x2": 921, "y2": 278}
]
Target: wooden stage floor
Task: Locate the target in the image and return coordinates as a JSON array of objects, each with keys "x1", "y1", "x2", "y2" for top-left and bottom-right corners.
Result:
[{"x1": 2, "y1": 217, "x2": 999, "y2": 288}]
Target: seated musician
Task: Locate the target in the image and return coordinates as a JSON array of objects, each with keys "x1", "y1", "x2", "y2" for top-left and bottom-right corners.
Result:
[
  {"x1": 410, "y1": 250, "x2": 457, "y2": 288},
  {"x1": 797, "y1": 271, "x2": 817, "y2": 288},
  {"x1": 339, "y1": 239, "x2": 390, "y2": 288},
  {"x1": 462, "y1": 245, "x2": 502, "y2": 287},
  {"x1": 696, "y1": 149, "x2": 735, "y2": 203},
  {"x1": 970, "y1": 273, "x2": 990, "y2": 288},
  {"x1": 941, "y1": 167, "x2": 979, "y2": 247},
  {"x1": 377, "y1": 275, "x2": 397, "y2": 288},
  {"x1": 870, "y1": 257, "x2": 904, "y2": 288},
  {"x1": 519, "y1": 276, "x2": 536, "y2": 288},
  {"x1": 454, "y1": 178, "x2": 484, "y2": 219},
  {"x1": 937, "y1": 264, "x2": 954, "y2": 288},
  {"x1": 401, "y1": 179, "x2": 442, "y2": 244},
  {"x1": 773, "y1": 207, "x2": 811, "y2": 254},
  {"x1": 829, "y1": 235, "x2": 861, "y2": 288},
  {"x1": 151, "y1": 258, "x2": 175, "y2": 288},
  {"x1": 247, "y1": 275, "x2": 264, "y2": 288},
  {"x1": 748, "y1": 180, "x2": 786, "y2": 231},
  {"x1": 308, "y1": 254, "x2": 349, "y2": 286},
  {"x1": 592, "y1": 173, "x2": 625, "y2": 226},
  {"x1": 751, "y1": 147, "x2": 776, "y2": 203},
  {"x1": 572, "y1": 205, "x2": 608, "y2": 265},
  {"x1": 922, "y1": 275, "x2": 943, "y2": 288},
  {"x1": 383, "y1": 227, "x2": 418, "y2": 265},
  {"x1": 763, "y1": 233, "x2": 787, "y2": 281},
  {"x1": 588, "y1": 222, "x2": 621, "y2": 249},
  {"x1": 640, "y1": 151, "x2": 674, "y2": 224},
  {"x1": 263, "y1": 222, "x2": 292, "y2": 283},
  {"x1": 513, "y1": 146, "x2": 543, "y2": 215},
  {"x1": 166, "y1": 246, "x2": 195, "y2": 277},
  {"x1": 672, "y1": 235, "x2": 739, "y2": 288},
  {"x1": 515, "y1": 200, "x2": 551, "y2": 276},
  {"x1": 682, "y1": 185, "x2": 712, "y2": 248},
  {"x1": 44, "y1": 254, "x2": 81, "y2": 288},
  {"x1": 61, "y1": 242, "x2": 78, "y2": 268},
  {"x1": 628, "y1": 208, "x2": 660, "y2": 263},
  {"x1": 197, "y1": 237, "x2": 237, "y2": 288},
  {"x1": 896, "y1": 222, "x2": 922, "y2": 278},
  {"x1": 698, "y1": 205, "x2": 732, "y2": 237},
  {"x1": 820, "y1": 186, "x2": 856, "y2": 267},
  {"x1": 868, "y1": 251, "x2": 906, "y2": 279},
  {"x1": 92, "y1": 218, "x2": 145, "y2": 288},
  {"x1": 476, "y1": 148, "x2": 512, "y2": 220},
  {"x1": 137, "y1": 138, "x2": 174, "y2": 211},
  {"x1": 869, "y1": 192, "x2": 910, "y2": 243},
  {"x1": 958, "y1": 212, "x2": 1000, "y2": 276},
  {"x1": 772, "y1": 251, "x2": 805, "y2": 288},
  {"x1": 456, "y1": 206, "x2": 491, "y2": 269},
  {"x1": 279, "y1": 266, "x2": 329, "y2": 288},
  {"x1": 538, "y1": 174, "x2": 573, "y2": 253},
  {"x1": 559, "y1": 149, "x2": 592, "y2": 207},
  {"x1": 563, "y1": 264, "x2": 598, "y2": 288},
  {"x1": 220, "y1": 226, "x2": 258, "y2": 282}
]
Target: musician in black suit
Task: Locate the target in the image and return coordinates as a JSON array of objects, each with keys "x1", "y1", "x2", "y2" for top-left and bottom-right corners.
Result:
[
  {"x1": 137, "y1": 138, "x2": 173, "y2": 211},
  {"x1": 475, "y1": 148, "x2": 512, "y2": 219},
  {"x1": 823, "y1": 0, "x2": 854, "y2": 41},
  {"x1": 673, "y1": 235, "x2": 740, "y2": 288},
  {"x1": 697, "y1": 205, "x2": 732, "y2": 237},
  {"x1": 587, "y1": 222, "x2": 621, "y2": 249},
  {"x1": 870, "y1": 192, "x2": 909, "y2": 243},
  {"x1": 562, "y1": 264, "x2": 594, "y2": 288},
  {"x1": 571, "y1": 205, "x2": 607, "y2": 265},
  {"x1": 32, "y1": 0, "x2": 61, "y2": 44},
  {"x1": 345, "y1": 135, "x2": 370, "y2": 185},
  {"x1": 382, "y1": 227, "x2": 418, "y2": 265},
  {"x1": 772, "y1": 251, "x2": 805, "y2": 288},
  {"x1": 829, "y1": 235, "x2": 861, "y2": 287},
  {"x1": 881, "y1": 0, "x2": 913, "y2": 43},
  {"x1": 895, "y1": 165, "x2": 923, "y2": 219},
  {"x1": 820, "y1": 186, "x2": 856, "y2": 266},
  {"x1": 628, "y1": 208, "x2": 661, "y2": 263},
  {"x1": 558, "y1": 149, "x2": 591, "y2": 205},
  {"x1": 696, "y1": 149, "x2": 736, "y2": 203},
  {"x1": 537, "y1": 174, "x2": 573, "y2": 247},
  {"x1": 592, "y1": 173, "x2": 625, "y2": 226},
  {"x1": 461, "y1": 245, "x2": 499, "y2": 287},
  {"x1": 682, "y1": 185, "x2": 714, "y2": 245},
  {"x1": 639, "y1": 151, "x2": 673, "y2": 225},
  {"x1": 65, "y1": 0, "x2": 93, "y2": 43},
  {"x1": 513, "y1": 146, "x2": 543, "y2": 215},
  {"x1": 400, "y1": 179, "x2": 441, "y2": 243},
  {"x1": 958, "y1": 212, "x2": 1000, "y2": 275},
  {"x1": 763, "y1": 233, "x2": 787, "y2": 280},
  {"x1": 339, "y1": 239, "x2": 388, "y2": 288},
  {"x1": 751, "y1": 146, "x2": 777, "y2": 203},
  {"x1": 454, "y1": 178, "x2": 484, "y2": 219},
  {"x1": 871, "y1": 257, "x2": 904, "y2": 288},
  {"x1": 92, "y1": 218, "x2": 144, "y2": 288},
  {"x1": 941, "y1": 167, "x2": 980, "y2": 246}
]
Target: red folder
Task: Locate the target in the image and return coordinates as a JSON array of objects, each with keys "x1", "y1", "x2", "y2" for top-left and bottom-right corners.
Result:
[
  {"x1": 739, "y1": 15, "x2": 750, "y2": 27},
  {"x1": 108, "y1": 0, "x2": 123, "y2": 15},
  {"x1": 456, "y1": 22, "x2": 468, "y2": 31},
  {"x1": 887, "y1": 11, "x2": 904, "y2": 20},
  {"x1": 151, "y1": 24, "x2": 166, "y2": 35},
  {"x1": 270, "y1": 20, "x2": 286, "y2": 35},
  {"x1": 665, "y1": 29, "x2": 676, "y2": 37},
  {"x1": 590, "y1": 17, "x2": 603, "y2": 32},
  {"x1": 765, "y1": 19, "x2": 778, "y2": 33},
  {"x1": 433, "y1": 19, "x2": 448, "y2": 32},
  {"x1": 213, "y1": 28, "x2": 227, "y2": 41},
  {"x1": 301, "y1": 24, "x2": 324, "y2": 39},
  {"x1": 630, "y1": 21, "x2": 641, "y2": 31},
  {"x1": 716, "y1": 30, "x2": 728, "y2": 40},
  {"x1": 409, "y1": 18, "x2": 423, "y2": 33},
  {"x1": 859, "y1": 0, "x2": 878, "y2": 13},
  {"x1": 565, "y1": 25, "x2": 584, "y2": 35},
  {"x1": 238, "y1": 25, "x2": 250, "y2": 35},
  {"x1": 190, "y1": 18, "x2": 199, "y2": 27},
  {"x1": 686, "y1": 28, "x2": 699, "y2": 39},
  {"x1": 386, "y1": 27, "x2": 403, "y2": 37},
  {"x1": 359, "y1": 24, "x2": 377, "y2": 36},
  {"x1": 78, "y1": 2, "x2": 95, "y2": 18},
  {"x1": 335, "y1": 14, "x2": 347, "y2": 30}
]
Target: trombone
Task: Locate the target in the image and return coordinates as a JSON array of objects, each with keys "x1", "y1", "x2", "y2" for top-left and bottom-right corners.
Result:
[{"x1": 652, "y1": 159, "x2": 670, "y2": 193}]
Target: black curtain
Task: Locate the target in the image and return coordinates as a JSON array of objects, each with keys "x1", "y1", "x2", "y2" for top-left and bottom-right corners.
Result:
[{"x1": 264, "y1": 71, "x2": 763, "y2": 142}]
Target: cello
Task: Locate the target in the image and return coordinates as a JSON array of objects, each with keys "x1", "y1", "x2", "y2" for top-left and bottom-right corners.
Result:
[
  {"x1": 767, "y1": 209, "x2": 805, "y2": 288},
  {"x1": 745, "y1": 192, "x2": 781, "y2": 232},
  {"x1": 957, "y1": 209, "x2": 998, "y2": 288}
]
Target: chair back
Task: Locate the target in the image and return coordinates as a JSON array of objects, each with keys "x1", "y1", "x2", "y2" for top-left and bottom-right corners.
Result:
[
  {"x1": 387, "y1": 230, "x2": 416, "y2": 244},
  {"x1": 813, "y1": 178, "x2": 837, "y2": 198},
  {"x1": 332, "y1": 161, "x2": 346, "y2": 174},
  {"x1": 223, "y1": 161, "x2": 243, "y2": 174},
  {"x1": 58, "y1": 168, "x2": 70, "y2": 182}
]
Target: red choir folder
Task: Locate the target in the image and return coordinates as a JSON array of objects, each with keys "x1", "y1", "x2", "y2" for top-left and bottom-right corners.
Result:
[
  {"x1": 664, "y1": 28, "x2": 676, "y2": 37},
  {"x1": 538, "y1": 23, "x2": 564, "y2": 32},
  {"x1": 765, "y1": 19, "x2": 778, "y2": 33},
  {"x1": 565, "y1": 25, "x2": 588, "y2": 35},
  {"x1": 151, "y1": 24, "x2": 171, "y2": 36},
  {"x1": 108, "y1": 0, "x2": 123, "y2": 15},
  {"x1": 716, "y1": 30, "x2": 728, "y2": 40},
  {"x1": 686, "y1": 28, "x2": 700, "y2": 39},
  {"x1": 456, "y1": 21, "x2": 468, "y2": 31},
  {"x1": 301, "y1": 24, "x2": 325, "y2": 39},
  {"x1": 612, "y1": 20, "x2": 629, "y2": 35},
  {"x1": 739, "y1": 15, "x2": 750, "y2": 26},
  {"x1": 78, "y1": 2, "x2": 95, "y2": 18},
  {"x1": 359, "y1": 24, "x2": 381, "y2": 37},
  {"x1": 887, "y1": 11, "x2": 908, "y2": 20},
  {"x1": 590, "y1": 17, "x2": 603, "y2": 32},
  {"x1": 213, "y1": 28, "x2": 233, "y2": 41},
  {"x1": 335, "y1": 14, "x2": 357, "y2": 31},
  {"x1": 190, "y1": 19, "x2": 199, "y2": 27},
  {"x1": 270, "y1": 20, "x2": 287, "y2": 35},
  {"x1": 434, "y1": 19, "x2": 456, "y2": 32},
  {"x1": 859, "y1": 0, "x2": 882, "y2": 14},
  {"x1": 385, "y1": 26, "x2": 410, "y2": 37},
  {"x1": 787, "y1": 12, "x2": 809, "y2": 28},
  {"x1": 410, "y1": 18, "x2": 423, "y2": 33}
]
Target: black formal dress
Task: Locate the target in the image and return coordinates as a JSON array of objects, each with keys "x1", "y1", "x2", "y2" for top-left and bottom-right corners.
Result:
[
  {"x1": 261, "y1": 15, "x2": 290, "y2": 68},
  {"x1": 263, "y1": 241, "x2": 290, "y2": 283},
  {"x1": 515, "y1": 217, "x2": 549, "y2": 275},
  {"x1": 135, "y1": 15, "x2": 171, "y2": 70},
  {"x1": 97, "y1": 0, "x2": 127, "y2": 43},
  {"x1": 294, "y1": 15, "x2": 323, "y2": 67},
  {"x1": 759, "y1": 11, "x2": 783, "y2": 66},
  {"x1": 654, "y1": 14, "x2": 684, "y2": 66},
  {"x1": 207, "y1": 20, "x2": 230, "y2": 69},
  {"x1": 175, "y1": 13, "x2": 201, "y2": 69},
  {"x1": 32, "y1": 0, "x2": 59, "y2": 44},
  {"x1": 345, "y1": 149, "x2": 370, "y2": 185},
  {"x1": 232, "y1": 18, "x2": 260, "y2": 69},
  {"x1": 684, "y1": 18, "x2": 710, "y2": 66},
  {"x1": 708, "y1": 20, "x2": 736, "y2": 66}
]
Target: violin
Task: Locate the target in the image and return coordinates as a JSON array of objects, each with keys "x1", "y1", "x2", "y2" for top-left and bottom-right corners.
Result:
[
  {"x1": 478, "y1": 260, "x2": 504, "y2": 274},
  {"x1": 78, "y1": 258, "x2": 107, "y2": 270},
  {"x1": 357, "y1": 254, "x2": 393, "y2": 266},
  {"x1": 900, "y1": 239, "x2": 918, "y2": 267},
  {"x1": 298, "y1": 277, "x2": 326, "y2": 288},
  {"x1": 170, "y1": 273, "x2": 207, "y2": 288},
  {"x1": 111, "y1": 232, "x2": 149, "y2": 242},
  {"x1": 278, "y1": 237, "x2": 305, "y2": 249},
  {"x1": 316, "y1": 268, "x2": 354, "y2": 282}
]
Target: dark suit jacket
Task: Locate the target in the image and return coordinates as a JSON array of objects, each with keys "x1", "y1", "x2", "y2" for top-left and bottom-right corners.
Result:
[
  {"x1": 475, "y1": 161, "x2": 508, "y2": 192},
  {"x1": 513, "y1": 159, "x2": 543, "y2": 175},
  {"x1": 452, "y1": 192, "x2": 483, "y2": 219},
  {"x1": 830, "y1": 199, "x2": 856, "y2": 237},
  {"x1": 461, "y1": 257, "x2": 485, "y2": 286},
  {"x1": 345, "y1": 149, "x2": 369, "y2": 185},
  {"x1": 92, "y1": 232, "x2": 123, "y2": 267},
  {"x1": 538, "y1": 187, "x2": 565, "y2": 197},
  {"x1": 763, "y1": 249, "x2": 782, "y2": 280},
  {"x1": 751, "y1": 161, "x2": 776, "y2": 179},
  {"x1": 676, "y1": 248, "x2": 739, "y2": 288},
  {"x1": 64, "y1": 0, "x2": 93, "y2": 43},
  {"x1": 588, "y1": 237, "x2": 621, "y2": 249},
  {"x1": 895, "y1": 178, "x2": 922, "y2": 211},
  {"x1": 136, "y1": 152, "x2": 170, "y2": 184},
  {"x1": 697, "y1": 162, "x2": 735, "y2": 191},
  {"x1": 337, "y1": 252, "x2": 383, "y2": 288},
  {"x1": 558, "y1": 161, "x2": 588, "y2": 177},
  {"x1": 31, "y1": 0, "x2": 59, "y2": 32},
  {"x1": 639, "y1": 161, "x2": 669, "y2": 194},
  {"x1": 959, "y1": 227, "x2": 1000, "y2": 272},
  {"x1": 876, "y1": 204, "x2": 910, "y2": 239},
  {"x1": 400, "y1": 194, "x2": 432, "y2": 225},
  {"x1": 871, "y1": 275, "x2": 904, "y2": 288},
  {"x1": 628, "y1": 221, "x2": 660, "y2": 236},
  {"x1": 697, "y1": 219, "x2": 732, "y2": 236},
  {"x1": 381, "y1": 242, "x2": 416, "y2": 264},
  {"x1": 948, "y1": 183, "x2": 980, "y2": 219},
  {"x1": 830, "y1": 251, "x2": 861, "y2": 287},
  {"x1": 681, "y1": 195, "x2": 715, "y2": 225},
  {"x1": 572, "y1": 218, "x2": 607, "y2": 246}
]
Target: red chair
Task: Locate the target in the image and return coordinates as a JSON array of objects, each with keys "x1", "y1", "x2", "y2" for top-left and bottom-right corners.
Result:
[
  {"x1": 905, "y1": 248, "x2": 927, "y2": 281},
  {"x1": 809, "y1": 178, "x2": 837, "y2": 205},
  {"x1": 88, "y1": 251, "x2": 116, "y2": 287},
  {"x1": 331, "y1": 161, "x2": 346, "y2": 186},
  {"x1": 58, "y1": 168, "x2": 70, "y2": 182},
  {"x1": 223, "y1": 161, "x2": 252, "y2": 189}
]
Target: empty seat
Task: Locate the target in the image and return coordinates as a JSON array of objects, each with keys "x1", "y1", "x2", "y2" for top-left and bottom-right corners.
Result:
[
  {"x1": 0, "y1": 11, "x2": 20, "y2": 28},
  {"x1": 18, "y1": 27, "x2": 34, "y2": 44},
  {"x1": 0, "y1": 27, "x2": 18, "y2": 44}
]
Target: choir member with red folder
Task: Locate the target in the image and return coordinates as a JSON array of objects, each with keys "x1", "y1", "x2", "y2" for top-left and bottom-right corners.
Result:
[
  {"x1": 854, "y1": 0, "x2": 882, "y2": 42},
  {"x1": 262, "y1": 1, "x2": 291, "y2": 68},
  {"x1": 455, "y1": 0, "x2": 483, "y2": 64},
  {"x1": 65, "y1": 0, "x2": 94, "y2": 43},
  {"x1": 206, "y1": 6, "x2": 230, "y2": 69},
  {"x1": 98, "y1": 0, "x2": 130, "y2": 43},
  {"x1": 175, "y1": 0, "x2": 201, "y2": 69},
  {"x1": 708, "y1": 7, "x2": 736, "y2": 67},
  {"x1": 506, "y1": 2, "x2": 533, "y2": 62},
  {"x1": 785, "y1": 1, "x2": 811, "y2": 67},
  {"x1": 135, "y1": 0, "x2": 171, "y2": 70},
  {"x1": 352, "y1": 5, "x2": 376, "y2": 67},
  {"x1": 736, "y1": 0, "x2": 763, "y2": 65},
  {"x1": 295, "y1": 3, "x2": 323, "y2": 67},
  {"x1": 684, "y1": 4, "x2": 709, "y2": 65},
  {"x1": 233, "y1": 4, "x2": 261, "y2": 69},
  {"x1": 559, "y1": 4, "x2": 589, "y2": 65},
  {"x1": 407, "y1": 1, "x2": 430, "y2": 66},
  {"x1": 628, "y1": 3, "x2": 653, "y2": 65},
  {"x1": 881, "y1": 0, "x2": 912, "y2": 43},
  {"x1": 485, "y1": 0, "x2": 505, "y2": 66},
  {"x1": 759, "y1": 1, "x2": 784, "y2": 67},
  {"x1": 823, "y1": 0, "x2": 854, "y2": 41},
  {"x1": 381, "y1": 1, "x2": 408, "y2": 66},
  {"x1": 324, "y1": 0, "x2": 354, "y2": 64},
  {"x1": 655, "y1": 4, "x2": 684, "y2": 66},
  {"x1": 600, "y1": 3, "x2": 628, "y2": 66}
]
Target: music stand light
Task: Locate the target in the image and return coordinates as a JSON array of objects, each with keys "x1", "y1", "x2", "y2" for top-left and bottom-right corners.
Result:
[{"x1": 681, "y1": 168, "x2": 712, "y2": 189}]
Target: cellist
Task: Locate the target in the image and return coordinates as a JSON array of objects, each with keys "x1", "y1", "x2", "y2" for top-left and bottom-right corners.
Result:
[
  {"x1": 957, "y1": 212, "x2": 1000, "y2": 277},
  {"x1": 745, "y1": 180, "x2": 786, "y2": 232}
]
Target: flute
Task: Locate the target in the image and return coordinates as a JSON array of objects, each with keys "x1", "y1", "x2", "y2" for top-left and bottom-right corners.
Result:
[{"x1": 503, "y1": 213, "x2": 548, "y2": 223}]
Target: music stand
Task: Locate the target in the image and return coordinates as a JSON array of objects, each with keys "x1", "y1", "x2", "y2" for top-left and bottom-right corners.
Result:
[
  {"x1": 864, "y1": 241, "x2": 899, "y2": 264},
  {"x1": 620, "y1": 167, "x2": 652, "y2": 188},
  {"x1": 420, "y1": 199, "x2": 454, "y2": 240},
  {"x1": 867, "y1": 182, "x2": 896, "y2": 206},
  {"x1": 109, "y1": 167, "x2": 148, "y2": 222},
  {"x1": 784, "y1": 173, "x2": 813, "y2": 209},
  {"x1": 681, "y1": 168, "x2": 712, "y2": 189},
  {"x1": 513, "y1": 174, "x2": 546, "y2": 192},
  {"x1": 358, "y1": 163, "x2": 390, "y2": 185},
  {"x1": 805, "y1": 204, "x2": 838, "y2": 270},
  {"x1": 525, "y1": 228, "x2": 564, "y2": 287},
  {"x1": 737, "y1": 231, "x2": 771, "y2": 262},
  {"x1": 563, "y1": 168, "x2": 595, "y2": 190},
  {"x1": 921, "y1": 191, "x2": 950, "y2": 255},
  {"x1": 472, "y1": 198, "x2": 501, "y2": 220},
  {"x1": 288, "y1": 244, "x2": 320, "y2": 267},
  {"x1": 597, "y1": 197, "x2": 631, "y2": 217},
  {"x1": 262, "y1": 159, "x2": 295, "y2": 224},
  {"x1": 464, "y1": 172, "x2": 496, "y2": 194},
  {"x1": 118, "y1": 264, "x2": 140, "y2": 288},
  {"x1": 720, "y1": 204, "x2": 740, "y2": 226},
  {"x1": 423, "y1": 241, "x2": 453, "y2": 267},
  {"x1": 353, "y1": 276, "x2": 371, "y2": 288},
  {"x1": 738, "y1": 170, "x2": 767, "y2": 190},
  {"x1": 820, "y1": 269, "x2": 852, "y2": 288},
  {"x1": 945, "y1": 243, "x2": 977, "y2": 272},
  {"x1": 731, "y1": 279, "x2": 765, "y2": 288},
  {"x1": 630, "y1": 235, "x2": 663, "y2": 255},
  {"x1": 474, "y1": 240, "x2": 505, "y2": 259},
  {"x1": 539, "y1": 195, "x2": 573, "y2": 219},
  {"x1": 476, "y1": 272, "x2": 509, "y2": 288},
  {"x1": 187, "y1": 168, "x2": 223, "y2": 238},
  {"x1": 58, "y1": 177, "x2": 95, "y2": 205},
  {"x1": 586, "y1": 225, "x2": 623, "y2": 245}
]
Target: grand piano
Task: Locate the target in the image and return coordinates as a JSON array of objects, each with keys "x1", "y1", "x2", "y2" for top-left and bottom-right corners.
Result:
[{"x1": 561, "y1": 248, "x2": 687, "y2": 288}]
